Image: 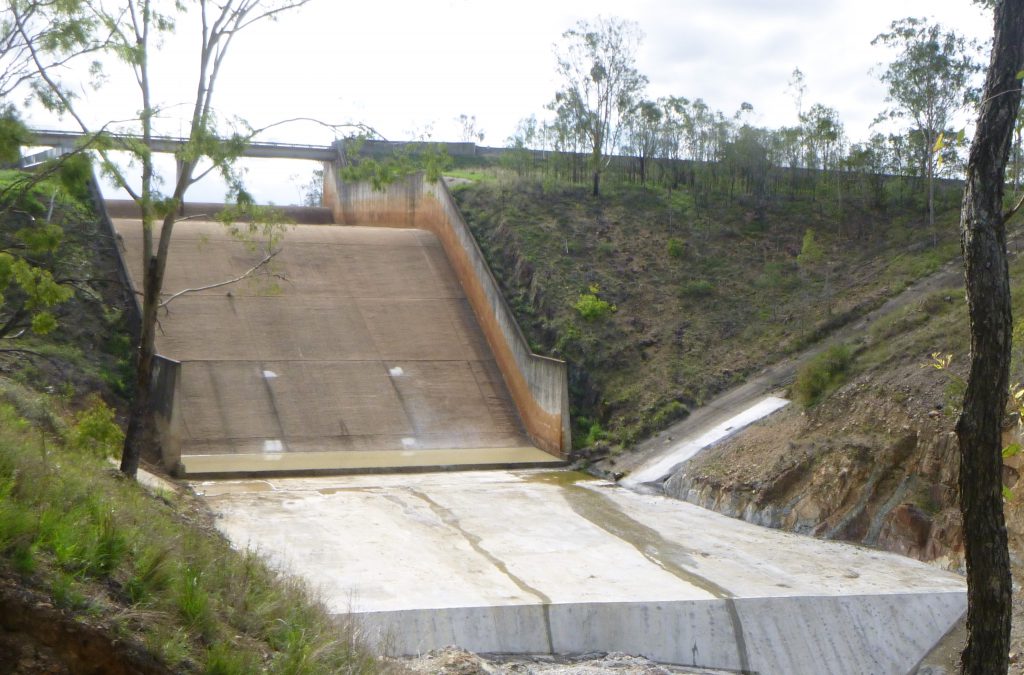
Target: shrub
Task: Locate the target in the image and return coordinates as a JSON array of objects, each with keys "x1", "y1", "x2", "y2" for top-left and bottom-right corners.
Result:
[
  {"x1": 679, "y1": 279, "x2": 715, "y2": 298},
  {"x1": 792, "y1": 344, "x2": 854, "y2": 407},
  {"x1": 583, "y1": 422, "x2": 606, "y2": 447},
  {"x1": 650, "y1": 400, "x2": 687, "y2": 429},
  {"x1": 67, "y1": 396, "x2": 124, "y2": 457},
  {"x1": 574, "y1": 284, "x2": 616, "y2": 321},
  {"x1": 667, "y1": 237, "x2": 686, "y2": 258}
]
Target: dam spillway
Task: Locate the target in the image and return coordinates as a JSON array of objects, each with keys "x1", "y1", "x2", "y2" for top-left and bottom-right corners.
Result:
[{"x1": 111, "y1": 211, "x2": 562, "y2": 475}]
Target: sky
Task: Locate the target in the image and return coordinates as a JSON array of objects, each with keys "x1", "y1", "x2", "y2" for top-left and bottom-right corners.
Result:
[{"x1": 23, "y1": 0, "x2": 996, "y2": 203}]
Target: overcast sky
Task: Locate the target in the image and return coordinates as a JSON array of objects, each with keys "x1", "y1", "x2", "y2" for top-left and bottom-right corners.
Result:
[{"x1": 27, "y1": 0, "x2": 995, "y2": 203}]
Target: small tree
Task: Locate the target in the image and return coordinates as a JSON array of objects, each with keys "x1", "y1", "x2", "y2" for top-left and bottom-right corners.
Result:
[
  {"x1": 796, "y1": 228, "x2": 824, "y2": 271},
  {"x1": 17, "y1": 0, "x2": 312, "y2": 477},
  {"x1": 872, "y1": 17, "x2": 980, "y2": 233},
  {"x1": 550, "y1": 16, "x2": 647, "y2": 197},
  {"x1": 456, "y1": 114, "x2": 485, "y2": 144},
  {"x1": 620, "y1": 99, "x2": 661, "y2": 186}
]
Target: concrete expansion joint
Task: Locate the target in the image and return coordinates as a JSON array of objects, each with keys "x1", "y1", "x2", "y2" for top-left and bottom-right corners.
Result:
[{"x1": 404, "y1": 487, "x2": 556, "y2": 653}]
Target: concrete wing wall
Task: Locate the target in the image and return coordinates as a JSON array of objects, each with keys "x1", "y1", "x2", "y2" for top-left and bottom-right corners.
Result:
[{"x1": 324, "y1": 165, "x2": 570, "y2": 456}]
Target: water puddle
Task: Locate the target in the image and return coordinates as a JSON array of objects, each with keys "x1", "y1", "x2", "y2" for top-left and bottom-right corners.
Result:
[
  {"x1": 559, "y1": 480, "x2": 751, "y2": 673},
  {"x1": 520, "y1": 470, "x2": 590, "y2": 487}
]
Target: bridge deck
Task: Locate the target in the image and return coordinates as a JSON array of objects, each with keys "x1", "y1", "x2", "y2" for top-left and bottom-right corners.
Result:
[{"x1": 113, "y1": 212, "x2": 561, "y2": 475}]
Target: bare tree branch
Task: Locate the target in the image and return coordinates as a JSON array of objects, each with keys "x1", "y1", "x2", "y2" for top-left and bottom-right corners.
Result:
[
  {"x1": 1004, "y1": 191, "x2": 1024, "y2": 222},
  {"x1": 158, "y1": 248, "x2": 279, "y2": 309}
]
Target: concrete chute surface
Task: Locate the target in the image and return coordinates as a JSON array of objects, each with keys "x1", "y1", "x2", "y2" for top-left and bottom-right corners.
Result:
[{"x1": 111, "y1": 204, "x2": 562, "y2": 475}]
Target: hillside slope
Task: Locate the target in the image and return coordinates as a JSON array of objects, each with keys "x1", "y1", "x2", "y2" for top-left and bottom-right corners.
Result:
[{"x1": 454, "y1": 177, "x2": 964, "y2": 451}]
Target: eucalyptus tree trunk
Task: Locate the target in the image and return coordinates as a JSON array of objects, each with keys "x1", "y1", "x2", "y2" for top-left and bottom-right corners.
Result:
[{"x1": 955, "y1": 1, "x2": 1024, "y2": 672}]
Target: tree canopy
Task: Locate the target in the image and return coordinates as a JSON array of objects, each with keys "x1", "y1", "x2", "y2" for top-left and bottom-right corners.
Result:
[
  {"x1": 550, "y1": 16, "x2": 648, "y2": 197},
  {"x1": 873, "y1": 17, "x2": 981, "y2": 230}
]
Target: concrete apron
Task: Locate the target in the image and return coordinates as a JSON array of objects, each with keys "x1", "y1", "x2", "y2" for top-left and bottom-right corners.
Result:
[{"x1": 197, "y1": 470, "x2": 965, "y2": 674}]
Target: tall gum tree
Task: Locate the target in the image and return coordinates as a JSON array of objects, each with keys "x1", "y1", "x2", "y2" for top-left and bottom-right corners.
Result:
[
  {"x1": 956, "y1": 0, "x2": 1024, "y2": 672},
  {"x1": 16, "y1": 0, "x2": 312, "y2": 476},
  {"x1": 872, "y1": 17, "x2": 980, "y2": 236},
  {"x1": 550, "y1": 16, "x2": 647, "y2": 197}
]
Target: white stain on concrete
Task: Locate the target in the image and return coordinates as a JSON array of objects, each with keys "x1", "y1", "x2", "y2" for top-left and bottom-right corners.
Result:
[
  {"x1": 621, "y1": 395, "x2": 790, "y2": 488},
  {"x1": 263, "y1": 439, "x2": 284, "y2": 452},
  {"x1": 401, "y1": 437, "x2": 417, "y2": 448},
  {"x1": 262, "y1": 370, "x2": 278, "y2": 379},
  {"x1": 389, "y1": 366, "x2": 405, "y2": 377}
]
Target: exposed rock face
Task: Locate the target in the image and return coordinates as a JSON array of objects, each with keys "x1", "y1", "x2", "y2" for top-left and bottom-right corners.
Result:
[
  {"x1": 662, "y1": 365, "x2": 966, "y2": 569},
  {"x1": 0, "y1": 575, "x2": 171, "y2": 675}
]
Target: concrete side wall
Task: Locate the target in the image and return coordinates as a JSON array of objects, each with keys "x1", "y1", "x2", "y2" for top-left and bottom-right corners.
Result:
[
  {"x1": 87, "y1": 174, "x2": 141, "y2": 326},
  {"x1": 150, "y1": 356, "x2": 183, "y2": 474},
  {"x1": 323, "y1": 166, "x2": 570, "y2": 455},
  {"x1": 354, "y1": 592, "x2": 966, "y2": 673}
]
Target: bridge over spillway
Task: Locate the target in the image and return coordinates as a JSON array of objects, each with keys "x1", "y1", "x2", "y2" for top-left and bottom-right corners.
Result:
[{"x1": 28, "y1": 129, "x2": 339, "y2": 162}]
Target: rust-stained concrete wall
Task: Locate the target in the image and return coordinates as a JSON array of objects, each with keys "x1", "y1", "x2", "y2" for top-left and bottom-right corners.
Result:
[
  {"x1": 323, "y1": 165, "x2": 570, "y2": 456},
  {"x1": 150, "y1": 355, "x2": 183, "y2": 474}
]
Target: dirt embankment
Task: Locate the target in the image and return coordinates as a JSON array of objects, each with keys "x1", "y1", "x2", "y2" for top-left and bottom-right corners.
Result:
[
  {"x1": 0, "y1": 574, "x2": 171, "y2": 675},
  {"x1": 663, "y1": 362, "x2": 965, "y2": 569}
]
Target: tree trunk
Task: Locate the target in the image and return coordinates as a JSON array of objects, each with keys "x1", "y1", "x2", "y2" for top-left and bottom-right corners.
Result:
[
  {"x1": 592, "y1": 169, "x2": 600, "y2": 197},
  {"x1": 119, "y1": 255, "x2": 161, "y2": 477},
  {"x1": 928, "y1": 156, "x2": 936, "y2": 245},
  {"x1": 956, "y1": 2, "x2": 1024, "y2": 673}
]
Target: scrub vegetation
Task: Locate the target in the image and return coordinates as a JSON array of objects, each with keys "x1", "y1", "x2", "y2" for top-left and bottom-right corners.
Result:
[
  {"x1": 0, "y1": 174, "x2": 385, "y2": 674},
  {"x1": 451, "y1": 166, "x2": 965, "y2": 451}
]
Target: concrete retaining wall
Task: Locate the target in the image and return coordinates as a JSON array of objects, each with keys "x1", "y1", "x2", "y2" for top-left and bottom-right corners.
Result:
[
  {"x1": 323, "y1": 166, "x2": 570, "y2": 455},
  {"x1": 354, "y1": 592, "x2": 966, "y2": 674},
  {"x1": 87, "y1": 174, "x2": 141, "y2": 327}
]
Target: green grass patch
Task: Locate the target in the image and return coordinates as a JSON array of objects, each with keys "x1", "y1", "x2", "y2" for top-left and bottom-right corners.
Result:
[
  {"x1": 0, "y1": 396, "x2": 383, "y2": 672},
  {"x1": 679, "y1": 279, "x2": 715, "y2": 298},
  {"x1": 444, "y1": 168, "x2": 496, "y2": 183}
]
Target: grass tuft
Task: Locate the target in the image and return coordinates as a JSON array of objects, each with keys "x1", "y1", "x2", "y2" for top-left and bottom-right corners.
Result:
[{"x1": 0, "y1": 392, "x2": 384, "y2": 672}]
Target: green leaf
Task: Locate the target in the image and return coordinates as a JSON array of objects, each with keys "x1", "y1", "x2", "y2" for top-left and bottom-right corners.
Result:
[
  {"x1": 31, "y1": 312, "x2": 58, "y2": 335},
  {"x1": 1004, "y1": 443, "x2": 1022, "y2": 459},
  {"x1": 1003, "y1": 485, "x2": 1015, "y2": 501},
  {"x1": 1016, "y1": 70, "x2": 1024, "y2": 80}
]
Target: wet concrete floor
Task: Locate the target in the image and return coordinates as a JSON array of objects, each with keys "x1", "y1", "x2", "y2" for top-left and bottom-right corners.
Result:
[{"x1": 197, "y1": 469, "x2": 965, "y2": 673}]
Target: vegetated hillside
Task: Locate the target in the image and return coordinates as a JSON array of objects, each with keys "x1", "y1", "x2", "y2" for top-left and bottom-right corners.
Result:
[
  {"x1": 658, "y1": 232, "x2": 1024, "y2": 671},
  {"x1": 0, "y1": 170, "x2": 385, "y2": 674},
  {"x1": 662, "y1": 237, "x2": 1024, "y2": 565},
  {"x1": 452, "y1": 173, "x2": 965, "y2": 451},
  {"x1": 664, "y1": 281, "x2": 973, "y2": 565}
]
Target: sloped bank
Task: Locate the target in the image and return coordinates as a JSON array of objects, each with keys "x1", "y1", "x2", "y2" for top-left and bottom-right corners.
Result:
[{"x1": 663, "y1": 366, "x2": 965, "y2": 569}]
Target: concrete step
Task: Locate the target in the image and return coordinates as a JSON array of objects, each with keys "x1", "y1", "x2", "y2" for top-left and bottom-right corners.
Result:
[{"x1": 180, "y1": 445, "x2": 564, "y2": 477}]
